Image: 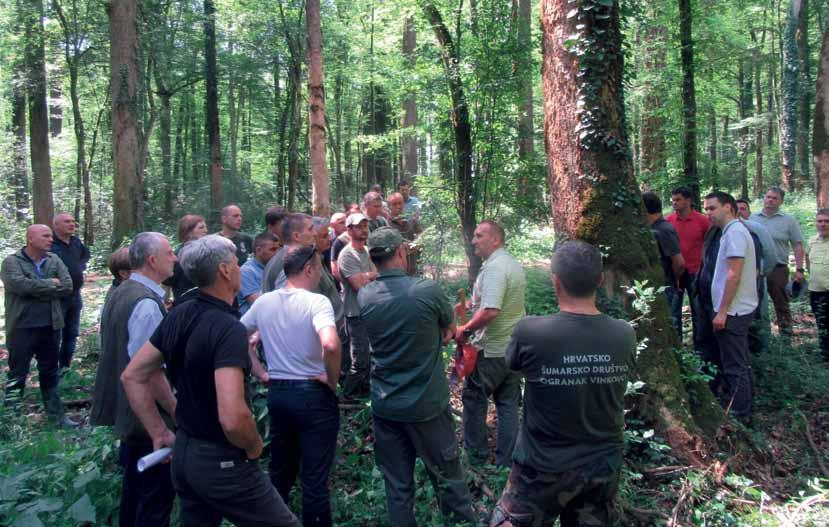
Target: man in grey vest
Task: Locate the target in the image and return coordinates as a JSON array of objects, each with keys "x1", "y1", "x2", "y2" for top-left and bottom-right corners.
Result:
[{"x1": 91, "y1": 232, "x2": 178, "y2": 527}]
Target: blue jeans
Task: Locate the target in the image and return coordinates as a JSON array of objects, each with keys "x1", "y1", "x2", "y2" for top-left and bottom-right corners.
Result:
[
  {"x1": 268, "y1": 380, "x2": 340, "y2": 527},
  {"x1": 59, "y1": 291, "x2": 82, "y2": 368},
  {"x1": 667, "y1": 275, "x2": 702, "y2": 347}
]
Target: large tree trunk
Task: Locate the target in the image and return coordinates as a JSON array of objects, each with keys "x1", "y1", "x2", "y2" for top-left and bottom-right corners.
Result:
[
  {"x1": 781, "y1": 0, "x2": 803, "y2": 191},
  {"x1": 679, "y1": 0, "x2": 699, "y2": 206},
  {"x1": 204, "y1": 0, "x2": 223, "y2": 221},
  {"x1": 24, "y1": 0, "x2": 54, "y2": 225},
  {"x1": 11, "y1": 75, "x2": 29, "y2": 221},
  {"x1": 541, "y1": 0, "x2": 722, "y2": 462},
  {"x1": 108, "y1": 0, "x2": 142, "y2": 247},
  {"x1": 640, "y1": 12, "x2": 667, "y2": 182},
  {"x1": 422, "y1": 1, "x2": 481, "y2": 283},
  {"x1": 306, "y1": 0, "x2": 330, "y2": 217},
  {"x1": 401, "y1": 16, "x2": 418, "y2": 181},
  {"x1": 814, "y1": 29, "x2": 829, "y2": 207}
]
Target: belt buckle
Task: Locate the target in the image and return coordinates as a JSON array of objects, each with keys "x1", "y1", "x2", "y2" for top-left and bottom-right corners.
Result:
[{"x1": 220, "y1": 461, "x2": 235, "y2": 469}]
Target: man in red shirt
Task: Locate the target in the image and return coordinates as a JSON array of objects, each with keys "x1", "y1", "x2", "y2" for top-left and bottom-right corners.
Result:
[{"x1": 666, "y1": 186, "x2": 710, "y2": 348}]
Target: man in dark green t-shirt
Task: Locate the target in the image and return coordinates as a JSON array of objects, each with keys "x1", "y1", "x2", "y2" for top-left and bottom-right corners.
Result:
[
  {"x1": 491, "y1": 240, "x2": 635, "y2": 527},
  {"x1": 358, "y1": 227, "x2": 475, "y2": 527}
]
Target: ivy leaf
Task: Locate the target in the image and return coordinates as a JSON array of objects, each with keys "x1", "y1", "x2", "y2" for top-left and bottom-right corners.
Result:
[{"x1": 68, "y1": 495, "x2": 96, "y2": 524}]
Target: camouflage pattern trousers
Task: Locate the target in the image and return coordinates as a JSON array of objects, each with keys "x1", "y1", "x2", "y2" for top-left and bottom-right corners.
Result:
[{"x1": 490, "y1": 458, "x2": 621, "y2": 527}]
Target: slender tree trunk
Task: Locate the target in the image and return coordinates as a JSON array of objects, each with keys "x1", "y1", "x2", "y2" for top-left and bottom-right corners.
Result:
[
  {"x1": 541, "y1": 0, "x2": 722, "y2": 464},
  {"x1": 813, "y1": 29, "x2": 829, "y2": 207},
  {"x1": 679, "y1": 0, "x2": 699, "y2": 206},
  {"x1": 287, "y1": 65, "x2": 301, "y2": 211},
  {"x1": 24, "y1": 0, "x2": 54, "y2": 225},
  {"x1": 11, "y1": 75, "x2": 29, "y2": 220},
  {"x1": 228, "y1": 42, "x2": 239, "y2": 183},
  {"x1": 422, "y1": 2, "x2": 480, "y2": 282},
  {"x1": 781, "y1": 0, "x2": 803, "y2": 191},
  {"x1": 738, "y1": 60, "x2": 750, "y2": 200},
  {"x1": 204, "y1": 0, "x2": 223, "y2": 220},
  {"x1": 306, "y1": 0, "x2": 330, "y2": 217},
  {"x1": 108, "y1": 0, "x2": 142, "y2": 247},
  {"x1": 49, "y1": 79, "x2": 63, "y2": 137},
  {"x1": 401, "y1": 16, "x2": 418, "y2": 181},
  {"x1": 516, "y1": 0, "x2": 534, "y2": 196},
  {"x1": 640, "y1": 12, "x2": 667, "y2": 182},
  {"x1": 754, "y1": 51, "x2": 765, "y2": 196},
  {"x1": 708, "y1": 110, "x2": 718, "y2": 189},
  {"x1": 798, "y1": 0, "x2": 812, "y2": 187},
  {"x1": 172, "y1": 96, "x2": 185, "y2": 212}
]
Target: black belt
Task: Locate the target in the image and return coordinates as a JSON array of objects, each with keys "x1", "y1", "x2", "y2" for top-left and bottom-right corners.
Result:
[{"x1": 268, "y1": 379, "x2": 321, "y2": 388}]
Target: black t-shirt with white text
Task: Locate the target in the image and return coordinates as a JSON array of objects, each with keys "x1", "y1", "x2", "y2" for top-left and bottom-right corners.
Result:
[
  {"x1": 506, "y1": 311, "x2": 636, "y2": 472},
  {"x1": 149, "y1": 292, "x2": 250, "y2": 447}
]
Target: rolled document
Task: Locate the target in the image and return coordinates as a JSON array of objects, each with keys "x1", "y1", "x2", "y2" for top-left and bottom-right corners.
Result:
[{"x1": 137, "y1": 447, "x2": 173, "y2": 472}]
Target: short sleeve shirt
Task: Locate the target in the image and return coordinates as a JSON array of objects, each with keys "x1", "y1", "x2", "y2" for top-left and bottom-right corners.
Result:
[
  {"x1": 338, "y1": 244, "x2": 375, "y2": 318},
  {"x1": 650, "y1": 217, "x2": 681, "y2": 285},
  {"x1": 807, "y1": 235, "x2": 829, "y2": 292},
  {"x1": 471, "y1": 248, "x2": 526, "y2": 358},
  {"x1": 237, "y1": 258, "x2": 265, "y2": 314},
  {"x1": 749, "y1": 211, "x2": 804, "y2": 265},
  {"x1": 358, "y1": 269, "x2": 453, "y2": 422},
  {"x1": 149, "y1": 292, "x2": 250, "y2": 446},
  {"x1": 241, "y1": 288, "x2": 335, "y2": 379},
  {"x1": 665, "y1": 210, "x2": 710, "y2": 274},
  {"x1": 712, "y1": 220, "x2": 758, "y2": 316},
  {"x1": 225, "y1": 232, "x2": 254, "y2": 265}
]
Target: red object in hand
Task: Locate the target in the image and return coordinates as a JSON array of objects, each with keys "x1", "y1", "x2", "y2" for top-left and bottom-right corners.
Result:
[{"x1": 453, "y1": 289, "x2": 478, "y2": 380}]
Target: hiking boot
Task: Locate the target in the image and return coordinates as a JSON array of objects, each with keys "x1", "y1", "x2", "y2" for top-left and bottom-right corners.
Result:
[{"x1": 41, "y1": 386, "x2": 79, "y2": 428}]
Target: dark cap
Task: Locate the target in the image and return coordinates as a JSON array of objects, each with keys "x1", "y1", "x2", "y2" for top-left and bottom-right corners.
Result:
[{"x1": 367, "y1": 227, "x2": 404, "y2": 255}]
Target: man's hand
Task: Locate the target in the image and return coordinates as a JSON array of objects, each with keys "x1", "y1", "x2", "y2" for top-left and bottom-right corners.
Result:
[
  {"x1": 794, "y1": 270, "x2": 805, "y2": 283},
  {"x1": 152, "y1": 428, "x2": 176, "y2": 454},
  {"x1": 454, "y1": 325, "x2": 469, "y2": 344},
  {"x1": 51, "y1": 278, "x2": 61, "y2": 285},
  {"x1": 246, "y1": 436, "x2": 264, "y2": 460},
  {"x1": 312, "y1": 373, "x2": 337, "y2": 393},
  {"x1": 712, "y1": 311, "x2": 728, "y2": 332},
  {"x1": 442, "y1": 327, "x2": 454, "y2": 345},
  {"x1": 366, "y1": 271, "x2": 378, "y2": 281}
]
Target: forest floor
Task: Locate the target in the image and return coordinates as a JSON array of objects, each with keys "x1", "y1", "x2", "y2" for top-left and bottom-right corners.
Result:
[{"x1": 0, "y1": 269, "x2": 827, "y2": 526}]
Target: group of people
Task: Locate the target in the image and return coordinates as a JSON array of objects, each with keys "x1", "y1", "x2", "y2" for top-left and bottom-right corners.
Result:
[
  {"x1": 645, "y1": 185, "x2": 828, "y2": 425},
  {"x1": 5, "y1": 178, "x2": 824, "y2": 526}
]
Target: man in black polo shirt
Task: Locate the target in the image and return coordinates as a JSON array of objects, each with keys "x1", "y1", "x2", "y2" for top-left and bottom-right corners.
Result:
[
  {"x1": 121, "y1": 234, "x2": 299, "y2": 527},
  {"x1": 51, "y1": 212, "x2": 91, "y2": 369},
  {"x1": 490, "y1": 240, "x2": 635, "y2": 527},
  {"x1": 359, "y1": 227, "x2": 476, "y2": 527},
  {"x1": 643, "y1": 192, "x2": 685, "y2": 336}
]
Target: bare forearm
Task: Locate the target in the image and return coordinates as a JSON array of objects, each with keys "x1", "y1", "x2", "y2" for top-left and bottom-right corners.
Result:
[
  {"x1": 122, "y1": 375, "x2": 171, "y2": 442},
  {"x1": 794, "y1": 244, "x2": 805, "y2": 268},
  {"x1": 248, "y1": 346, "x2": 268, "y2": 380},
  {"x1": 150, "y1": 370, "x2": 177, "y2": 421},
  {"x1": 322, "y1": 345, "x2": 341, "y2": 388},
  {"x1": 464, "y1": 308, "x2": 500, "y2": 332},
  {"x1": 222, "y1": 412, "x2": 262, "y2": 452}
]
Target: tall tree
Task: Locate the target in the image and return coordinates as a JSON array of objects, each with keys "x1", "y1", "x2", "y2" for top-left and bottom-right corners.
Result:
[
  {"x1": 10, "y1": 77, "x2": 29, "y2": 221},
  {"x1": 401, "y1": 16, "x2": 418, "y2": 181},
  {"x1": 515, "y1": 0, "x2": 534, "y2": 196},
  {"x1": 306, "y1": 0, "x2": 331, "y2": 216},
  {"x1": 108, "y1": 0, "x2": 143, "y2": 247},
  {"x1": 814, "y1": 28, "x2": 829, "y2": 207},
  {"x1": 781, "y1": 0, "x2": 803, "y2": 191},
  {"x1": 204, "y1": 0, "x2": 223, "y2": 220},
  {"x1": 679, "y1": 0, "x2": 699, "y2": 206},
  {"x1": 639, "y1": 10, "x2": 667, "y2": 182},
  {"x1": 541, "y1": 0, "x2": 722, "y2": 460},
  {"x1": 23, "y1": 0, "x2": 55, "y2": 224},
  {"x1": 752, "y1": 28, "x2": 765, "y2": 196},
  {"x1": 797, "y1": 0, "x2": 811, "y2": 187},
  {"x1": 422, "y1": 1, "x2": 481, "y2": 282}
]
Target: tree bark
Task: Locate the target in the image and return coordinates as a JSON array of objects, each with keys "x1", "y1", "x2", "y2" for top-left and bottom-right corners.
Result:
[
  {"x1": 49, "y1": 79, "x2": 63, "y2": 137},
  {"x1": 813, "y1": 29, "x2": 829, "y2": 207},
  {"x1": 541, "y1": 0, "x2": 722, "y2": 462},
  {"x1": 401, "y1": 16, "x2": 418, "y2": 181},
  {"x1": 204, "y1": 0, "x2": 223, "y2": 221},
  {"x1": 306, "y1": 0, "x2": 330, "y2": 217},
  {"x1": 422, "y1": 1, "x2": 481, "y2": 283},
  {"x1": 708, "y1": 110, "x2": 718, "y2": 189},
  {"x1": 11, "y1": 74, "x2": 30, "y2": 220},
  {"x1": 781, "y1": 0, "x2": 803, "y2": 191},
  {"x1": 24, "y1": 0, "x2": 54, "y2": 225},
  {"x1": 516, "y1": 0, "x2": 534, "y2": 197},
  {"x1": 108, "y1": 0, "x2": 142, "y2": 247},
  {"x1": 679, "y1": 0, "x2": 699, "y2": 206},
  {"x1": 798, "y1": 0, "x2": 811, "y2": 188},
  {"x1": 738, "y1": 59, "x2": 751, "y2": 200},
  {"x1": 754, "y1": 46, "x2": 765, "y2": 197},
  {"x1": 640, "y1": 11, "x2": 667, "y2": 182}
]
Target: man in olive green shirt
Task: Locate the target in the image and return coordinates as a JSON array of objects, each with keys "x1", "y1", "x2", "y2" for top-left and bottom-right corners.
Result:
[
  {"x1": 359, "y1": 227, "x2": 475, "y2": 527},
  {"x1": 456, "y1": 220, "x2": 526, "y2": 466}
]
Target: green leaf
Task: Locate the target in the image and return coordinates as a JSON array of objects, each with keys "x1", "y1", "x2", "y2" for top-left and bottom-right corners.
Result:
[
  {"x1": 11, "y1": 513, "x2": 44, "y2": 527},
  {"x1": 68, "y1": 494, "x2": 96, "y2": 524},
  {"x1": 73, "y1": 468, "x2": 100, "y2": 490},
  {"x1": 596, "y1": 0, "x2": 613, "y2": 5},
  {"x1": 19, "y1": 498, "x2": 62, "y2": 514}
]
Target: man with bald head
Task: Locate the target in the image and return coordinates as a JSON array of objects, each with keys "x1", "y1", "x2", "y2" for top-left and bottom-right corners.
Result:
[
  {"x1": 1, "y1": 225, "x2": 77, "y2": 427},
  {"x1": 219, "y1": 204, "x2": 254, "y2": 265},
  {"x1": 51, "y1": 212, "x2": 90, "y2": 369},
  {"x1": 388, "y1": 192, "x2": 423, "y2": 275}
]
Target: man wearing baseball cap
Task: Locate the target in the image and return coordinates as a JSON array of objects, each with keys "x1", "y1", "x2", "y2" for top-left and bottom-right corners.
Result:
[
  {"x1": 337, "y1": 213, "x2": 377, "y2": 398},
  {"x1": 358, "y1": 227, "x2": 476, "y2": 526}
]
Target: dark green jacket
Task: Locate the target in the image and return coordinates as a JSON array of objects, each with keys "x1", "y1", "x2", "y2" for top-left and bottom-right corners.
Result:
[{"x1": 1, "y1": 249, "x2": 73, "y2": 337}]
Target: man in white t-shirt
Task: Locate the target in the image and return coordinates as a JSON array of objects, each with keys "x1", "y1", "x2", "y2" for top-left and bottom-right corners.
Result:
[
  {"x1": 240, "y1": 245, "x2": 341, "y2": 527},
  {"x1": 703, "y1": 191, "x2": 758, "y2": 424}
]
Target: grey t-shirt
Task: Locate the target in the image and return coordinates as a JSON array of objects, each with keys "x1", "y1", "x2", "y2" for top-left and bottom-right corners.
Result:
[
  {"x1": 261, "y1": 246, "x2": 288, "y2": 293},
  {"x1": 507, "y1": 311, "x2": 636, "y2": 473},
  {"x1": 749, "y1": 211, "x2": 803, "y2": 265},
  {"x1": 712, "y1": 220, "x2": 758, "y2": 316},
  {"x1": 337, "y1": 244, "x2": 374, "y2": 318}
]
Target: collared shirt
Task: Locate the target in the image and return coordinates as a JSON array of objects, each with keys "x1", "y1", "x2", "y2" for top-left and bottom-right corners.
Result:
[
  {"x1": 358, "y1": 268, "x2": 453, "y2": 422},
  {"x1": 665, "y1": 210, "x2": 710, "y2": 274},
  {"x1": 126, "y1": 273, "x2": 165, "y2": 358},
  {"x1": 471, "y1": 248, "x2": 526, "y2": 358},
  {"x1": 808, "y1": 235, "x2": 829, "y2": 292},
  {"x1": 749, "y1": 210, "x2": 803, "y2": 265},
  {"x1": 741, "y1": 219, "x2": 777, "y2": 276},
  {"x1": 238, "y1": 257, "x2": 265, "y2": 314},
  {"x1": 712, "y1": 220, "x2": 758, "y2": 316},
  {"x1": 150, "y1": 291, "x2": 250, "y2": 446},
  {"x1": 51, "y1": 235, "x2": 90, "y2": 291}
]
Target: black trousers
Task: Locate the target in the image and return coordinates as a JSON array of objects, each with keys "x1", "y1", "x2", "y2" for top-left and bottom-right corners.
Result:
[
  {"x1": 59, "y1": 291, "x2": 83, "y2": 368},
  {"x1": 5, "y1": 327, "x2": 60, "y2": 396},
  {"x1": 171, "y1": 431, "x2": 300, "y2": 527},
  {"x1": 707, "y1": 313, "x2": 754, "y2": 420},
  {"x1": 810, "y1": 291, "x2": 829, "y2": 360},
  {"x1": 342, "y1": 316, "x2": 370, "y2": 398},
  {"x1": 118, "y1": 440, "x2": 175, "y2": 527}
]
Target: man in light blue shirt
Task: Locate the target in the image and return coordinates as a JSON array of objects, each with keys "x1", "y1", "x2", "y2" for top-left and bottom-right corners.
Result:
[
  {"x1": 398, "y1": 179, "x2": 421, "y2": 220},
  {"x1": 238, "y1": 232, "x2": 279, "y2": 314}
]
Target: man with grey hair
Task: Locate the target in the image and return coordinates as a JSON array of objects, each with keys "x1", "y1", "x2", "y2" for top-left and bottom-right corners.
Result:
[
  {"x1": 364, "y1": 191, "x2": 390, "y2": 232},
  {"x1": 261, "y1": 213, "x2": 315, "y2": 293},
  {"x1": 122, "y1": 235, "x2": 299, "y2": 526},
  {"x1": 91, "y1": 232, "x2": 177, "y2": 527},
  {"x1": 219, "y1": 204, "x2": 254, "y2": 265}
]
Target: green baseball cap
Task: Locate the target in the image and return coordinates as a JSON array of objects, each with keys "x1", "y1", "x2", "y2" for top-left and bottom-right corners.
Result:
[{"x1": 367, "y1": 226, "x2": 404, "y2": 254}]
